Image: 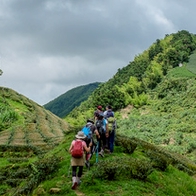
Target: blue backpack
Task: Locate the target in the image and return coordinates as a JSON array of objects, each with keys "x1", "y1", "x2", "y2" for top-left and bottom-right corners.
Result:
[{"x1": 82, "y1": 125, "x2": 92, "y2": 139}]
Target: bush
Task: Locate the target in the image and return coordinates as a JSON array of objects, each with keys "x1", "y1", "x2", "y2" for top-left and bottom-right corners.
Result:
[
  {"x1": 115, "y1": 134, "x2": 137, "y2": 154},
  {"x1": 92, "y1": 157, "x2": 153, "y2": 181},
  {"x1": 147, "y1": 150, "x2": 171, "y2": 171},
  {"x1": 129, "y1": 159, "x2": 154, "y2": 180}
]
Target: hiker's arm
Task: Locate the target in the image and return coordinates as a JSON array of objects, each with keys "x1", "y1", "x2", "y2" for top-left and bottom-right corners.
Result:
[
  {"x1": 95, "y1": 129, "x2": 100, "y2": 138},
  {"x1": 84, "y1": 142, "x2": 92, "y2": 153}
]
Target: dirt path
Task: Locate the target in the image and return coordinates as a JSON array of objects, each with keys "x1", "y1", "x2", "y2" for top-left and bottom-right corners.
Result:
[
  {"x1": 75, "y1": 189, "x2": 85, "y2": 196},
  {"x1": 120, "y1": 105, "x2": 133, "y2": 119}
]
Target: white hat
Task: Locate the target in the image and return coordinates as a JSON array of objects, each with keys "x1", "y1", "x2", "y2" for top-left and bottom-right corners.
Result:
[{"x1": 75, "y1": 131, "x2": 86, "y2": 139}]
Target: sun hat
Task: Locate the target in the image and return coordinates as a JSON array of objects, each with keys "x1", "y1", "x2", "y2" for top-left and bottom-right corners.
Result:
[{"x1": 75, "y1": 131, "x2": 86, "y2": 139}]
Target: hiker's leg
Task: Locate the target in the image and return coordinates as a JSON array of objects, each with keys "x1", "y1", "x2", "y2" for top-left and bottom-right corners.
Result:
[
  {"x1": 72, "y1": 166, "x2": 77, "y2": 177},
  {"x1": 105, "y1": 136, "x2": 109, "y2": 149},
  {"x1": 109, "y1": 131, "x2": 115, "y2": 153},
  {"x1": 91, "y1": 140, "x2": 95, "y2": 154},
  {"x1": 78, "y1": 166, "x2": 83, "y2": 178},
  {"x1": 76, "y1": 166, "x2": 83, "y2": 185},
  {"x1": 97, "y1": 137, "x2": 102, "y2": 152},
  {"x1": 102, "y1": 132, "x2": 106, "y2": 151},
  {"x1": 72, "y1": 166, "x2": 77, "y2": 189}
]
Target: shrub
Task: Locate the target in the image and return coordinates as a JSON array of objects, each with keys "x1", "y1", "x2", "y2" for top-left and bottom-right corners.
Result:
[
  {"x1": 129, "y1": 159, "x2": 154, "y2": 180},
  {"x1": 147, "y1": 150, "x2": 171, "y2": 171},
  {"x1": 115, "y1": 134, "x2": 137, "y2": 154},
  {"x1": 92, "y1": 157, "x2": 153, "y2": 181}
]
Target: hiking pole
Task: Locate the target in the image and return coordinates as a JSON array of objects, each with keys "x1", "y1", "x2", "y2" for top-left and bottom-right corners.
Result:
[{"x1": 96, "y1": 141, "x2": 99, "y2": 163}]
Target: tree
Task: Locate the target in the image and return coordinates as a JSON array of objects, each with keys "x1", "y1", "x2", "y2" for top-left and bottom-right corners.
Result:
[{"x1": 142, "y1": 61, "x2": 163, "y2": 89}]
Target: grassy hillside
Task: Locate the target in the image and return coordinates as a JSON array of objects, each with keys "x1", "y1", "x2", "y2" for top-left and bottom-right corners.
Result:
[
  {"x1": 0, "y1": 87, "x2": 70, "y2": 149},
  {"x1": 117, "y1": 66, "x2": 196, "y2": 161},
  {"x1": 44, "y1": 82, "x2": 101, "y2": 118}
]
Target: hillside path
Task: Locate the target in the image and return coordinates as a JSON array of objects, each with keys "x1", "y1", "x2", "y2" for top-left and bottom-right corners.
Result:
[{"x1": 75, "y1": 189, "x2": 85, "y2": 196}]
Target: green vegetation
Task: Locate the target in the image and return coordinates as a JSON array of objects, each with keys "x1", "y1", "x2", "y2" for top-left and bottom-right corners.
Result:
[
  {"x1": 0, "y1": 87, "x2": 69, "y2": 148},
  {"x1": 44, "y1": 82, "x2": 101, "y2": 118},
  {"x1": 1, "y1": 30, "x2": 196, "y2": 195},
  {"x1": 65, "y1": 30, "x2": 196, "y2": 124},
  {"x1": 186, "y1": 50, "x2": 196, "y2": 74}
]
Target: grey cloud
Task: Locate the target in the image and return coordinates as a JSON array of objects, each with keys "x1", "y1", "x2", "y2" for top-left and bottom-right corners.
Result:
[{"x1": 0, "y1": 0, "x2": 196, "y2": 105}]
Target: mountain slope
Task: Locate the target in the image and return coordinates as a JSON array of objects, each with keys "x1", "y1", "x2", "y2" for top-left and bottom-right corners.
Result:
[
  {"x1": 64, "y1": 30, "x2": 196, "y2": 163},
  {"x1": 0, "y1": 87, "x2": 69, "y2": 149},
  {"x1": 44, "y1": 82, "x2": 101, "y2": 118},
  {"x1": 65, "y1": 30, "x2": 196, "y2": 125}
]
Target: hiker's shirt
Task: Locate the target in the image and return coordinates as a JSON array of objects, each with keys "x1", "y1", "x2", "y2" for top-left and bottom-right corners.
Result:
[{"x1": 71, "y1": 139, "x2": 87, "y2": 166}]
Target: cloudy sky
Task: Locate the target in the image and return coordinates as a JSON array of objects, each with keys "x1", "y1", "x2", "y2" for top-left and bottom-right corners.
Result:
[{"x1": 0, "y1": 0, "x2": 195, "y2": 105}]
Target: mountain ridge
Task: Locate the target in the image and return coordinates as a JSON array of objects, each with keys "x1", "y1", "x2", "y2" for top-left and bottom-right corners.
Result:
[{"x1": 44, "y1": 82, "x2": 101, "y2": 118}]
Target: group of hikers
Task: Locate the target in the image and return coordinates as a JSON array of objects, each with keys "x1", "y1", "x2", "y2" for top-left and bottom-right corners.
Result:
[{"x1": 69, "y1": 105, "x2": 117, "y2": 190}]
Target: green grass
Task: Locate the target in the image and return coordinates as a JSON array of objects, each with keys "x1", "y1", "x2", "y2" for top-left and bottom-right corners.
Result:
[
  {"x1": 167, "y1": 65, "x2": 195, "y2": 78},
  {"x1": 187, "y1": 50, "x2": 196, "y2": 74},
  {"x1": 29, "y1": 133, "x2": 196, "y2": 196},
  {"x1": 79, "y1": 166, "x2": 196, "y2": 196}
]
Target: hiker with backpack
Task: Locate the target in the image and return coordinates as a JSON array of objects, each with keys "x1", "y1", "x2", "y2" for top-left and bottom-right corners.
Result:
[
  {"x1": 95, "y1": 112, "x2": 109, "y2": 157},
  {"x1": 69, "y1": 131, "x2": 92, "y2": 190},
  {"x1": 104, "y1": 105, "x2": 114, "y2": 118},
  {"x1": 104, "y1": 105, "x2": 116, "y2": 153},
  {"x1": 94, "y1": 105, "x2": 103, "y2": 121},
  {"x1": 81, "y1": 119, "x2": 100, "y2": 163}
]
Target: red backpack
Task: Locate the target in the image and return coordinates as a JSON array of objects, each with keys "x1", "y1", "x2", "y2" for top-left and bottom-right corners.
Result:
[{"x1": 71, "y1": 140, "x2": 84, "y2": 158}]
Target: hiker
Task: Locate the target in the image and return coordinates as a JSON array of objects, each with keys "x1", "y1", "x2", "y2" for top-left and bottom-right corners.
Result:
[
  {"x1": 104, "y1": 105, "x2": 116, "y2": 153},
  {"x1": 104, "y1": 105, "x2": 114, "y2": 150},
  {"x1": 104, "y1": 105, "x2": 114, "y2": 118},
  {"x1": 69, "y1": 131, "x2": 92, "y2": 190},
  {"x1": 82, "y1": 119, "x2": 100, "y2": 161},
  {"x1": 94, "y1": 105, "x2": 103, "y2": 121},
  {"x1": 95, "y1": 112, "x2": 109, "y2": 157}
]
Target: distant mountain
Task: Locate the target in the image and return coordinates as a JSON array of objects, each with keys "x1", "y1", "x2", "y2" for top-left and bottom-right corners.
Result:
[{"x1": 43, "y1": 82, "x2": 101, "y2": 118}]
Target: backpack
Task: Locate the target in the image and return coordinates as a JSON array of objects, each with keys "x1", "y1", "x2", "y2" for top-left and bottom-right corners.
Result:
[
  {"x1": 106, "y1": 110, "x2": 114, "y2": 118},
  {"x1": 82, "y1": 125, "x2": 92, "y2": 139},
  {"x1": 107, "y1": 117, "x2": 116, "y2": 133},
  {"x1": 96, "y1": 119, "x2": 105, "y2": 135},
  {"x1": 71, "y1": 140, "x2": 83, "y2": 158}
]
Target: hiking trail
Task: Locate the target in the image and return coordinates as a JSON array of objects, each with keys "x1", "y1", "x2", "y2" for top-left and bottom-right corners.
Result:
[{"x1": 75, "y1": 189, "x2": 85, "y2": 196}]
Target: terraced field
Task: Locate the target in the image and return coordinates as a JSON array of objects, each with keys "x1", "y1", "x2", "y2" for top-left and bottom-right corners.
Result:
[{"x1": 0, "y1": 87, "x2": 70, "y2": 150}]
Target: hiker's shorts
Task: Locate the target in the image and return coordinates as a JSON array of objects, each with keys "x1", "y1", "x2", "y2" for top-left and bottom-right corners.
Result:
[{"x1": 71, "y1": 154, "x2": 85, "y2": 166}]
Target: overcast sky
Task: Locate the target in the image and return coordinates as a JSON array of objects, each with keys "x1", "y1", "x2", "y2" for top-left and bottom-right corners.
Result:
[{"x1": 0, "y1": 0, "x2": 195, "y2": 105}]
